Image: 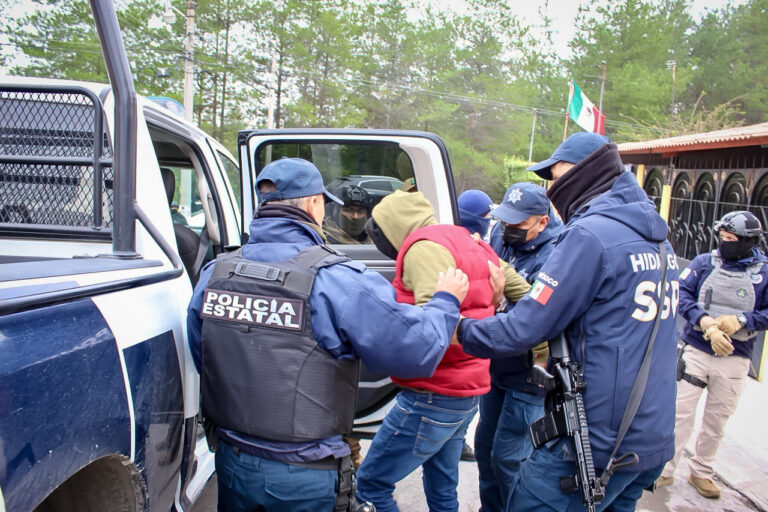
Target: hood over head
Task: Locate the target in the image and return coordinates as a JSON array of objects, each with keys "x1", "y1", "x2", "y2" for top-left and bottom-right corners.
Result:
[
  {"x1": 370, "y1": 190, "x2": 437, "y2": 249},
  {"x1": 576, "y1": 171, "x2": 669, "y2": 243}
]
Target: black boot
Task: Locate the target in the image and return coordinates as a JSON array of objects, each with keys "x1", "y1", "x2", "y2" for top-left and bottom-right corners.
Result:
[{"x1": 460, "y1": 442, "x2": 476, "y2": 462}]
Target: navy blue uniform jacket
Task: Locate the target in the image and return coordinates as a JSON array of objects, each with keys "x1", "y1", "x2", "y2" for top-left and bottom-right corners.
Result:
[
  {"x1": 488, "y1": 207, "x2": 563, "y2": 394},
  {"x1": 459, "y1": 171, "x2": 680, "y2": 472},
  {"x1": 188, "y1": 215, "x2": 460, "y2": 462}
]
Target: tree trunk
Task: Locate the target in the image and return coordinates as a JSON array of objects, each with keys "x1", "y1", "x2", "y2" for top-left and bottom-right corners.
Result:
[{"x1": 219, "y1": 0, "x2": 231, "y2": 141}]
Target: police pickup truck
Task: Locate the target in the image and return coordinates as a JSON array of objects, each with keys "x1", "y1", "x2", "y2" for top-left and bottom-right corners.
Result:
[{"x1": 0, "y1": 3, "x2": 461, "y2": 511}]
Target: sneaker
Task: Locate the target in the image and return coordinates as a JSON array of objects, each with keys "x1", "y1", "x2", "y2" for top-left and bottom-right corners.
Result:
[
  {"x1": 656, "y1": 475, "x2": 674, "y2": 487},
  {"x1": 688, "y1": 475, "x2": 721, "y2": 499},
  {"x1": 460, "y1": 442, "x2": 476, "y2": 462}
]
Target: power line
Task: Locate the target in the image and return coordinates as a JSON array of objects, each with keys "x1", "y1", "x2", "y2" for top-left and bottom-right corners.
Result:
[{"x1": 1, "y1": 38, "x2": 666, "y2": 134}]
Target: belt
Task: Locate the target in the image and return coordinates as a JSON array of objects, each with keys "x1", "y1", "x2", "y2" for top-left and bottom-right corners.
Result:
[
  {"x1": 681, "y1": 372, "x2": 707, "y2": 389},
  {"x1": 228, "y1": 445, "x2": 341, "y2": 470},
  {"x1": 290, "y1": 456, "x2": 340, "y2": 471}
]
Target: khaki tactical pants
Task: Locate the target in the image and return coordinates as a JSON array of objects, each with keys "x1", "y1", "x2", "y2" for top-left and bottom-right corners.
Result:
[{"x1": 662, "y1": 344, "x2": 750, "y2": 479}]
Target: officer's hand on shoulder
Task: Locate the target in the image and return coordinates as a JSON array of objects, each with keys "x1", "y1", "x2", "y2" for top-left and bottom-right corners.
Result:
[
  {"x1": 436, "y1": 267, "x2": 469, "y2": 303},
  {"x1": 487, "y1": 260, "x2": 505, "y2": 306}
]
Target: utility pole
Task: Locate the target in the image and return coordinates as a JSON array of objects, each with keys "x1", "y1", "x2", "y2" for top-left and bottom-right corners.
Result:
[
  {"x1": 666, "y1": 59, "x2": 676, "y2": 132},
  {"x1": 183, "y1": 0, "x2": 196, "y2": 123},
  {"x1": 528, "y1": 109, "x2": 537, "y2": 163},
  {"x1": 598, "y1": 61, "x2": 606, "y2": 115},
  {"x1": 563, "y1": 81, "x2": 572, "y2": 142},
  {"x1": 671, "y1": 61, "x2": 676, "y2": 127},
  {"x1": 266, "y1": 55, "x2": 277, "y2": 129}
]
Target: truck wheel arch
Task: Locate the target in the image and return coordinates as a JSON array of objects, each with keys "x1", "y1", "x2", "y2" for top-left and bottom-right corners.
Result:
[{"x1": 33, "y1": 456, "x2": 147, "y2": 512}]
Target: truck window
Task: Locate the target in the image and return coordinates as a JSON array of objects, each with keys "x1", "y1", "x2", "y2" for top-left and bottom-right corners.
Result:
[
  {"x1": 162, "y1": 165, "x2": 204, "y2": 233},
  {"x1": 216, "y1": 150, "x2": 242, "y2": 233},
  {"x1": 256, "y1": 142, "x2": 414, "y2": 245},
  {"x1": 148, "y1": 124, "x2": 227, "y2": 281}
]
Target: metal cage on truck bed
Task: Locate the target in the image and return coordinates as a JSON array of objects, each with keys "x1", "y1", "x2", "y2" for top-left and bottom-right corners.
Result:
[{"x1": 0, "y1": 85, "x2": 114, "y2": 240}]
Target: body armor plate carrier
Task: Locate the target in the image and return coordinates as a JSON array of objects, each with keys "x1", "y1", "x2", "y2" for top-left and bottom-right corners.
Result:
[
  {"x1": 201, "y1": 245, "x2": 360, "y2": 442},
  {"x1": 694, "y1": 251, "x2": 761, "y2": 341}
]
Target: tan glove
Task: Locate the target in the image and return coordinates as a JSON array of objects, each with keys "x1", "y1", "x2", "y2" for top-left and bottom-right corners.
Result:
[
  {"x1": 704, "y1": 325, "x2": 734, "y2": 356},
  {"x1": 716, "y1": 314, "x2": 743, "y2": 335},
  {"x1": 699, "y1": 315, "x2": 717, "y2": 330}
]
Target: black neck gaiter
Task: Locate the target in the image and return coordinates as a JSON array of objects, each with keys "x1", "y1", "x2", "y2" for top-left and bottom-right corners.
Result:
[
  {"x1": 546, "y1": 144, "x2": 622, "y2": 223},
  {"x1": 719, "y1": 238, "x2": 756, "y2": 261},
  {"x1": 365, "y1": 217, "x2": 399, "y2": 260},
  {"x1": 255, "y1": 203, "x2": 327, "y2": 243},
  {"x1": 256, "y1": 203, "x2": 318, "y2": 225}
]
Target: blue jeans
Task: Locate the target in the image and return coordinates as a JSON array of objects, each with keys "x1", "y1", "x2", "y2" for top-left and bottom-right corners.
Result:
[
  {"x1": 509, "y1": 439, "x2": 664, "y2": 512},
  {"x1": 356, "y1": 389, "x2": 480, "y2": 512},
  {"x1": 474, "y1": 383, "x2": 544, "y2": 512},
  {"x1": 215, "y1": 440, "x2": 338, "y2": 512}
]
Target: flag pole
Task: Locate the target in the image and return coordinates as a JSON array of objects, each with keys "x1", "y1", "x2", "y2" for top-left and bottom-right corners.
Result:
[{"x1": 563, "y1": 81, "x2": 573, "y2": 141}]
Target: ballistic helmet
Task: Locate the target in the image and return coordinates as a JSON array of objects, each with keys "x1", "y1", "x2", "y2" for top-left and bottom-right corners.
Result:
[
  {"x1": 339, "y1": 184, "x2": 373, "y2": 211},
  {"x1": 714, "y1": 210, "x2": 763, "y2": 239}
]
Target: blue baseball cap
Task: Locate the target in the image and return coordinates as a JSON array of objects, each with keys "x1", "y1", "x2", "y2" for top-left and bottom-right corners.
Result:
[
  {"x1": 457, "y1": 190, "x2": 493, "y2": 216},
  {"x1": 490, "y1": 182, "x2": 550, "y2": 225},
  {"x1": 256, "y1": 158, "x2": 342, "y2": 204},
  {"x1": 527, "y1": 132, "x2": 611, "y2": 180}
]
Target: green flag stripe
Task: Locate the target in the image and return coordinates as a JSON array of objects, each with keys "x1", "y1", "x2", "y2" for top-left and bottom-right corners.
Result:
[{"x1": 569, "y1": 81, "x2": 584, "y2": 119}]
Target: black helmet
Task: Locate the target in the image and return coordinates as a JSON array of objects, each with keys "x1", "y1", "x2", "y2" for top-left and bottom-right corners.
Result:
[
  {"x1": 714, "y1": 210, "x2": 763, "y2": 238},
  {"x1": 339, "y1": 185, "x2": 373, "y2": 211}
]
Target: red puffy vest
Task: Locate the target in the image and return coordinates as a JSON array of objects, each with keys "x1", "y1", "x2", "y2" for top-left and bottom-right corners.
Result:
[{"x1": 391, "y1": 224, "x2": 498, "y2": 396}]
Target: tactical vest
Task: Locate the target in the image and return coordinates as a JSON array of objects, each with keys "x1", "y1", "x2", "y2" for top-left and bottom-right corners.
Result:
[
  {"x1": 200, "y1": 245, "x2": 360, "y2": 442},
  {"x1": 695, "y1": 250, "x2": 762, "y2": 341}
]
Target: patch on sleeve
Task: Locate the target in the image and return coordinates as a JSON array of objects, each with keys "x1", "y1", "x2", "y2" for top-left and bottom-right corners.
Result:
[
  {"x1": 529, "y1": 280, "x2": 554, "y2": 306},
  {"x1": 201, "y1": 289, "x2": 303, "y2": 330},
  {"x1": 679, "y1": 268, "x2": 691, "y2": 280}
]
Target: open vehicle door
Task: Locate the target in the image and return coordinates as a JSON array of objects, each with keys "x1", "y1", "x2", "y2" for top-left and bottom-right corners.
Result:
[{"x1": 237, "y1": 128, "x2": 459, "y2": 435}]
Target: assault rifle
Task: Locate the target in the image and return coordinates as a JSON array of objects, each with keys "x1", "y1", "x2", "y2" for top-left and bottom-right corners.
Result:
[{"x1": 528, "y1": 332, "x2": 605, "y2": 512}]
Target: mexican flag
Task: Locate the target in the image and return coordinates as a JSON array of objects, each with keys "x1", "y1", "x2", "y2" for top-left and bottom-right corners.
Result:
[{"x1": 568, "y1": 81, "x2": 605, "y2": 134}]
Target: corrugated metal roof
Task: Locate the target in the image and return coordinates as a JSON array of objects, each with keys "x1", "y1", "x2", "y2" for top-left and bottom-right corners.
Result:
[{"x1": 617, "y1": 122, "x2": 768, "y2": 154}]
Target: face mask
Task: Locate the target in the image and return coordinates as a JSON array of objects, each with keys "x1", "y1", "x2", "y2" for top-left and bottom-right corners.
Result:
[
  {"x1": 502, "y1": 223, "x2": 529, "y2": 246},
  {"x1": 341, "y1": 213, "x2": 368, "y2": 237},
  {"x1": 365, "y1": 218, "x2": 399, "y2": 260},
  {"x1": 459, "y1": 208, "x2": 491, "y2": 238},
  {"x1": 718, "y1": 238, "x2": 755, "y2": 261}
]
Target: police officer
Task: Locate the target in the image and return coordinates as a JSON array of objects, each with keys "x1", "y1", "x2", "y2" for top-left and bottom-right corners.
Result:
[
  {"x1": 457, "y1": 132, "x2": 680, "y2": 511},
  {"x1": 186, "y1": 158, "x2": 469, "y2": 512},
  {"x1": 476, "y1": 182, "x2": 564, "y2": 511},
  {"x1": 324, "y1": 184, "x2": 374, "y2": 244},
  {"x1": 489, "y1": 182, "x2": 563, "y2": 282},
  {"x1": 657, "y1": 211, "x2": 768, "y2": 499}
]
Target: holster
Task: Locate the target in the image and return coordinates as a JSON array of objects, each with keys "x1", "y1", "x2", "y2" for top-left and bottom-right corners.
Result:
[
  {"x1": 290, "y1": 454, "x2": 372, "y2": 511},
  {"x1": 677, "y1": 344, "x2": 707, "y2": 388},
  {"x1": 203, "y1": 417, "x2": 219, "y2": 452},
  {"x1": 335, "y1": 455, "x2": 356, "y2": 512},
  {"x1": 676, "y1": 345, "x2": 686, "y2": 382}
]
